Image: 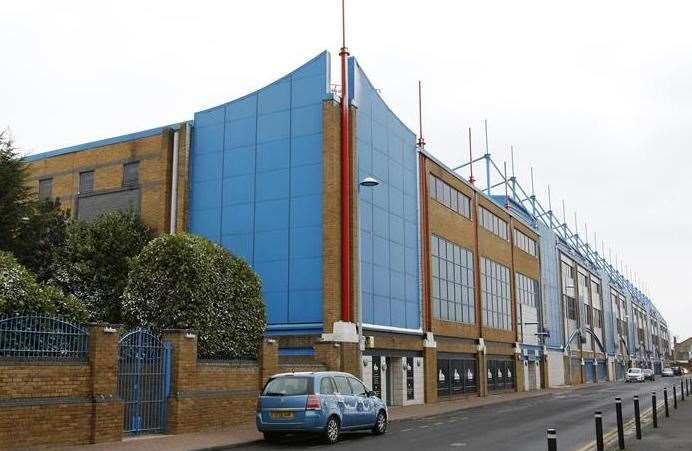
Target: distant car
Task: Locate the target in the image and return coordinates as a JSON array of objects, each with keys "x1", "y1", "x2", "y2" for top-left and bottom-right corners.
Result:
[
  {"x1": 673, "y1": 366, "x2": 683, "y2": 376},
  {"x1": 662, "y1": 367, "x2": 674, "y2": 377},
  {"x1": 256, "y1": 371, "x2": 388, "y2": 444},
  {"x1": 643, "y1": 368, "x2": 655, "y2": 381},
  {"x1": 625, "y1": 368, "x2": 645, "y2": 383}
]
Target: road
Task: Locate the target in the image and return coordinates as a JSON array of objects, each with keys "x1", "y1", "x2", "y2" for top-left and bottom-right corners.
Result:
[{"x1": 237, "y1": 377, "x2": 685, "y2": 451}]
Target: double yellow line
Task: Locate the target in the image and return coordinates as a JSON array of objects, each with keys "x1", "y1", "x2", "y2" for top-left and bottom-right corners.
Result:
[{"x1": 575, "y1": 407, "x2": 653, "y2": 451}]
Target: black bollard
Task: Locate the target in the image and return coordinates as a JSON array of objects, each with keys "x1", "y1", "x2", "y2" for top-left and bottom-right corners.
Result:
[
  {"x1": 634, "y1": 395, "x2": 642, "y2": 440},
  {"x1": 682, "y1": 379, "x2": 685, "y2": 401},
  {"x1": 595, "y1": 411, "x2": 604, "y2": 451},
  {"x1": 674, "y1": 385, "x2": 678, "y2": 409},
  {"x1": 547, "y1": 428, "x2": 557, "y2": 451},
  {"x1": 615, "y1": 398, "x2": 625, "y2": 450},
  {"x1": 664, "y1": 387, "x2": 669, "y2": 417},
  {"x1": 652, "y1": 392, "x2": 658, "y2": 428}
]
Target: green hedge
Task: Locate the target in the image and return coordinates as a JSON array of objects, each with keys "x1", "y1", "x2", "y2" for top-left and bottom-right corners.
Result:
[{"x1": 122, "y1": 234, "x2": 266, "y2": 359}]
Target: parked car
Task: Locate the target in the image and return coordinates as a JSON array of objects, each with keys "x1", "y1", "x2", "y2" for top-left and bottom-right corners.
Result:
[
  {"x1": 256, "y1": 371, "x2": 388, "y2": 444},
  {"x1": 643, "y1": 368, "x2": 655, "y2": 381},
  {"x1": 662, "y1": 367, "x2": 674, "y2": 377},
  {"x1": 625, "y1": 367, "x2": 645, "y2": 383},
  {"x1": 673, "y1": 366, "x2": 683, "y2": 376}
]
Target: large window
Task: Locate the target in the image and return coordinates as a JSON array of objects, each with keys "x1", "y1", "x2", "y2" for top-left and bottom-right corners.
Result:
[
  {"x1": 516, "y1": 273, "x2": 538, "y2": 308},
  {"x1": 561, "y1": 261, "x2": 577, "y2": 320},
  {"x1": 513, "y1": 229, "x2": 537, "y2": 256},
  {"x1": 479, "y1": 206, "x2": 508, "y2": 240},
  {"x1": 437, "y1": 358, "x2": 477, "y2": 397},
  {"x1": 79, "y1": 170, "x2": 94, "y2": 194},
  {"x1": 38, "y1": 178, "x2": 52, "y2": 200},
  {"x1": 431, "y1": 235, "x2": 475, "y2": 324},
  {"x1": 481, "y1": 257, "x2": 511, "y2": 330},
  {"x1": 429, "y1": 174, "x2": 471, "y2": 218}
]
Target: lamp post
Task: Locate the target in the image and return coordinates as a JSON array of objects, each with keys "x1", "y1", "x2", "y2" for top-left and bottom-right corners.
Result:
[{"x1": 357, "y1": 176, "x2": 380, "y2": 358}]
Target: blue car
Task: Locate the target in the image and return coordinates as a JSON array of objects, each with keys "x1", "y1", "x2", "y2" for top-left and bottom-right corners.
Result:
[{"x1": 256, "y1": 371, "x2": 388, "y2": 444}]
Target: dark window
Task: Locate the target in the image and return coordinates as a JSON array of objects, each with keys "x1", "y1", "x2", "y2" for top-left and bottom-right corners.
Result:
[
  {"x1": 487, "y1": 359, "x2": 515, "y2": 391},
  {"x1": 123, "y1": 161, "x2": 139, "y2": 187},
  {"x1": 333, "y1": 376, "x2": 352, "y2": 395},
  {"x1": 38, "y1": 178, "x2": 52, "y2": 200},
  {"x1": 585, "y1": 305, "x2": 592, "y2": 326},
  {"x1": 348, "y1": 377, "x2": 368, "y2": 397},
  {"x1": 79, "y1": 170, "x2": 94, "y2": 194},
  {"x1": 567, "y1": 296, "x2": 577, "y2": 320},
  {"x1": 437, "y1": 358, "x2": 477, "y2": 398},
  {"x1": 263, "y1": 376, "x2": 311, "y2": 396},
  {"x1": 406, "y1": 357, "x2": 415, "y2": 400},
  {"x1": 319, "y1": 377, "x2": 336, "y2": 394}
]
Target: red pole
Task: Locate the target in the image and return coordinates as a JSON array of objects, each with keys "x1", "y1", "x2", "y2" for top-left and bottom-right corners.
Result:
[{"x1": 339, "y1": 0, "x2": 351, "y2": 323}]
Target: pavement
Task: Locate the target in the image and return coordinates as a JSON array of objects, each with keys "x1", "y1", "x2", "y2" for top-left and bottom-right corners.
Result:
[{"x1": 47, "y1": 379, "x2": 691, "y2": 451}]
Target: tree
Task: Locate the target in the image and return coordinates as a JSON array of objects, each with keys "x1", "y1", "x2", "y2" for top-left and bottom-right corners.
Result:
[
  {"x1": 0, "y1": 251, "x2": 88, "y2": 321},
  {"x1": 53, "y1": 210, "x2": 152, "y2": 323},
  {"x1": 122, "y1": 234, "x2": 266, "y2": 359},
  {"x1": 0, "y1": 130, "x2": 34, "y2": 251}
]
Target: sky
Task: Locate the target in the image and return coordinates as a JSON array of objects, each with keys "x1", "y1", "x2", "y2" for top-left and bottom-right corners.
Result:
[{"x1": 2, "y1": 1, "x2": 691, "y2": 338}]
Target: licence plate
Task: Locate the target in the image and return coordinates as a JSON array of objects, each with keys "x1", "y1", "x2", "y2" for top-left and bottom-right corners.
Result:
[{"x1": 270, "y1": 411, "x2": 294, "y2": 419}]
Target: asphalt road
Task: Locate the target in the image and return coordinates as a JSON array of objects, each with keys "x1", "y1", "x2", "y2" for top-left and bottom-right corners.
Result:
[{"x1": 235, "y1": 377, "x2": 686, "y2": 451}]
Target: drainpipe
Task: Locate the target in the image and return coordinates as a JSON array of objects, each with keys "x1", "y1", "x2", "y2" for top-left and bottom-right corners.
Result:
[
  {"x1": 169, "y1": 129, "x2": 180, "y2": 234},
  {"x1": 339, "y1": 1, "x2": 352, "y2": 323}
]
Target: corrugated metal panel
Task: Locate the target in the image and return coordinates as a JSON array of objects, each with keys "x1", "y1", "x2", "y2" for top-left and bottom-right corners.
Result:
[
  {"x1": 188, "y1": 52, "x2": 330, "y2": 328},
  {"x1": 537, "y1": 222, "x2": 562, "y2": 348},
  {"x1": 350, "y1": 57, "x2": 420, "y2": 330}
]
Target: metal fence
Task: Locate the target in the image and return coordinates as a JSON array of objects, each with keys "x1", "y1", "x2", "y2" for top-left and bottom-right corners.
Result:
[{"x1": 0, "y1": 313, "x2": 90, "y2": 361}]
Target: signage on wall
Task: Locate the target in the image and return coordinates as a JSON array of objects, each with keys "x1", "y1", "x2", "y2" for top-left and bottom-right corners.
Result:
[
  {"x1": 467, "y1": 369, "x2": 473, "y2": 380},
  {"x1": 488, "y1": 369, "x2": 493, "y2": 379},
  {"x1": 454, "y1": 369, "x2": 461, "y2": 381},
  {"x1": 438, "y1": 370, "x2": 445, "y2": 382},
  {"x1": 372, "y1": 356, "x2": 382, "y2": 399}
]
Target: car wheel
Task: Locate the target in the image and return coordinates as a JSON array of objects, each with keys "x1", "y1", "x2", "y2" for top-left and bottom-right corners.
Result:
[
  {"x1": 324, "y1": 415, "x2": 340, "y2": 445},
  {"x1": 263, "y1": 432, "x2": 282, "y2": 443},
  {"x1": 372, "y1": 410, "x2": 387, "y2": 435}
]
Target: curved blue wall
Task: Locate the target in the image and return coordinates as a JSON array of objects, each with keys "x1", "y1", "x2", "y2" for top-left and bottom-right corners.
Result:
[
  {"x1": 188, "y1": 52, "x2": 330, "y2": 330},
  {"x1": 350, "y1": 58, "x2": 421, "y2": 330}
]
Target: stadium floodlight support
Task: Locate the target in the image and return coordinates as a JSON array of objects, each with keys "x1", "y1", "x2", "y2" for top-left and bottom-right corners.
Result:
[{"x1": 451, "y1": 152, "x2": 652, "y2": 304}]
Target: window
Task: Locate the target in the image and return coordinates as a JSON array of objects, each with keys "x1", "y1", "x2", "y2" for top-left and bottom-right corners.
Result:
[
  {"x1": 79, "y1": 170, "x2": 94, "y2": 194},
  {"x1": 428, "y1": 174, "x2": 471, "y2": 218},
  {"x1": 567, "y1": 296, "x2": 577, "y2": 320},
  {"x1": 348, "y1": 377, "x2": 368, "y2": 397},
  {"x1": 333, "y1": 376, "x2": 352, "y2": 395},
  {"x1": 513, "y1": 229, "x2": 537, "y2": 256},
  {"x1": 430, "y1": 235, "x2": 475, "y2": 324},
  {"x1": 479, "y1": 206, "x2": 508, "y2": 240},
  {"x1": 481, "y1": 257, "x2": 512, "y2": 330},
  {"x1": 320, "y1": 377, "x2": 336, "y2": 394},
  {"x1": 437, "y1": 358, "x2": 477, "y2": 397},
  {"x1": 263, "y1": 376, "x2": 311, "y2": 396},
  {"x1": 38, "y1": 178, "x2": 52, "y2": 200},
  {"x1": 487, "y1": 358, "x2": 515, "y2": 391},
  {"x1": 516, "y1": 273, "x2": 538, "y2": 308},
  {"x1": 122, "y1": 161, "x2": 139, "y2": 187},
  {"x1": 593, "y1": 308, "x2": 603, "y2": 329},
  {"x1": 584, "y1": 305, "x2": 592, "y2": 326}
]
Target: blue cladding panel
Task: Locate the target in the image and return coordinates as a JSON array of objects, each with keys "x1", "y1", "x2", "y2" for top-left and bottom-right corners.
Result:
[
  {"x1": 189, "y1": 52, "x2": 330, "y2": 328},
  {"x1": 351, "y1": 58, "x2": 421, "y2": 330},
  {"x1": 538, "y1": 222, "x2": 564, "y2": 349}
]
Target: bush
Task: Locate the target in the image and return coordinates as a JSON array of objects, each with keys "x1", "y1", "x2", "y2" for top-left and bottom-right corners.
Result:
[
  {"x1": 0, "y1": 251, "x2": 88, "y2": 321},
  {"x1": 122, "y1": 234, "x2": 265, "y2": 359},
  {"x1": 53, "y1": 210, "x2": 152, "y2": 323}
]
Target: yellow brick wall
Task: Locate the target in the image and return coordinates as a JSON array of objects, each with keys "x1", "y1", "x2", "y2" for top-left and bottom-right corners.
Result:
[{"x1": 26, "y1": 124, "x2": 190, "y2": 235}]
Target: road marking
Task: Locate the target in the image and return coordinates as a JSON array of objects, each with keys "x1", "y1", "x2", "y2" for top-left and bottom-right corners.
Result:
[
  {"x1": 450, "y1": 443, "x2": 467, "y2": 447},
  {"x1": 435, "y1": 422, "x2": 445, "y2": 425},
  {"x1": 420, "y1": 425, "x2": 430, "y2": 428},
  {"x1": 401, "y1": 428, "x2": 412, "y2": 432}
]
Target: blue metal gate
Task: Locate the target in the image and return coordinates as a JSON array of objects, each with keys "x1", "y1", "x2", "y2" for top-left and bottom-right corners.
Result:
[{"x1": 118, "y1": 329, "x2": 171, "y2": 435}]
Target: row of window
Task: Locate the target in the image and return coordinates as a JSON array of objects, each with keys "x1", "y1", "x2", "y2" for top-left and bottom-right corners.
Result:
[
  {"x1": 428, "y1": 174, "x2": 472, "y2": 218},
  {"x1": 480, "y1": 257, "x2": 512, "y2": 330},
  {"x1": 487, "y1": 359, "x2": 515, "y2": 391},
  {"x1": 37, "y1": 162, "x2": 140, "y2": 199},
  {"x1": 479, "y1": 206, "x2": 508, "y2": 240},
  {"x1": 516, "y1": 273, "x2": 539, "y2": 308},
  {"x1": 513, "y1": 228, "x2": 537, "y2": 256},
  {"x1": 430, "y1": 235, "x2": 475, "y2": 324},
  {"x1": 437, "y1": 358, "x2": 477, "y2": 397}
]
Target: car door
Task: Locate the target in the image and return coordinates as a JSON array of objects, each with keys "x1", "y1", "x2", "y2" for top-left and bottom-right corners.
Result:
[
  {"x1": 333, "y1": 375, "x2": 357, "y2": 428},
  {"x1": 349, "y1": 376, "x2": 376, "y2": 427}
]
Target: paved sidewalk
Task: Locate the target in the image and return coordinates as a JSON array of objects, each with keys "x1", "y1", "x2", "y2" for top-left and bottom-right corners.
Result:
[
  {"x1": 607, "y1": 397, "x2": 692, "y2": 450},
  {"x1": 49, "y1": 387, "x2": 572, "y2": 451}
]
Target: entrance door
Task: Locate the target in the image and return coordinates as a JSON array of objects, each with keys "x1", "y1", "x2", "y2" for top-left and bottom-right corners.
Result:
[
  {"x1": 528, "y1": 362, "x2": 537, "y2": 390},
  {"x1": 118, "y1": 329, "x2": 171, "y2": 435}
]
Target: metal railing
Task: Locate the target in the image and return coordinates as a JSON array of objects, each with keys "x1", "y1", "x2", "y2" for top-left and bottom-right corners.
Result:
[{"x1": 0, "y1": 313, "x2": 89, "y2": 361}]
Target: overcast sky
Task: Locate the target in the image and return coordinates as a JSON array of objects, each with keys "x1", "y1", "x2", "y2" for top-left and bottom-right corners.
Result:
[{"x1": 2, "y1": 1, "x2": 690, "y2": 338}]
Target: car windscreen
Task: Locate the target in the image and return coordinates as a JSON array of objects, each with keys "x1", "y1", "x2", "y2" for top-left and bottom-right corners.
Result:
[
  {"x1": 628, "y1": 368, "x2": 642, "y2": 373},
  {"x1": 262, "y1": 376, "x2": 312, "y2": 396}
]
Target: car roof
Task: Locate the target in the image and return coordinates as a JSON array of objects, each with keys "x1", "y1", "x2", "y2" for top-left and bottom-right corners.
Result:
[{"x1": 270, "y1": 371, "x2": 355, "y2": 378}]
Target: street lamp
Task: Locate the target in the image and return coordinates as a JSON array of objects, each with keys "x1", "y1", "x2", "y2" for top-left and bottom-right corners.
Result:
[{"x1": 357, "y1": 176, "x2": 380, "y2": 354}]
